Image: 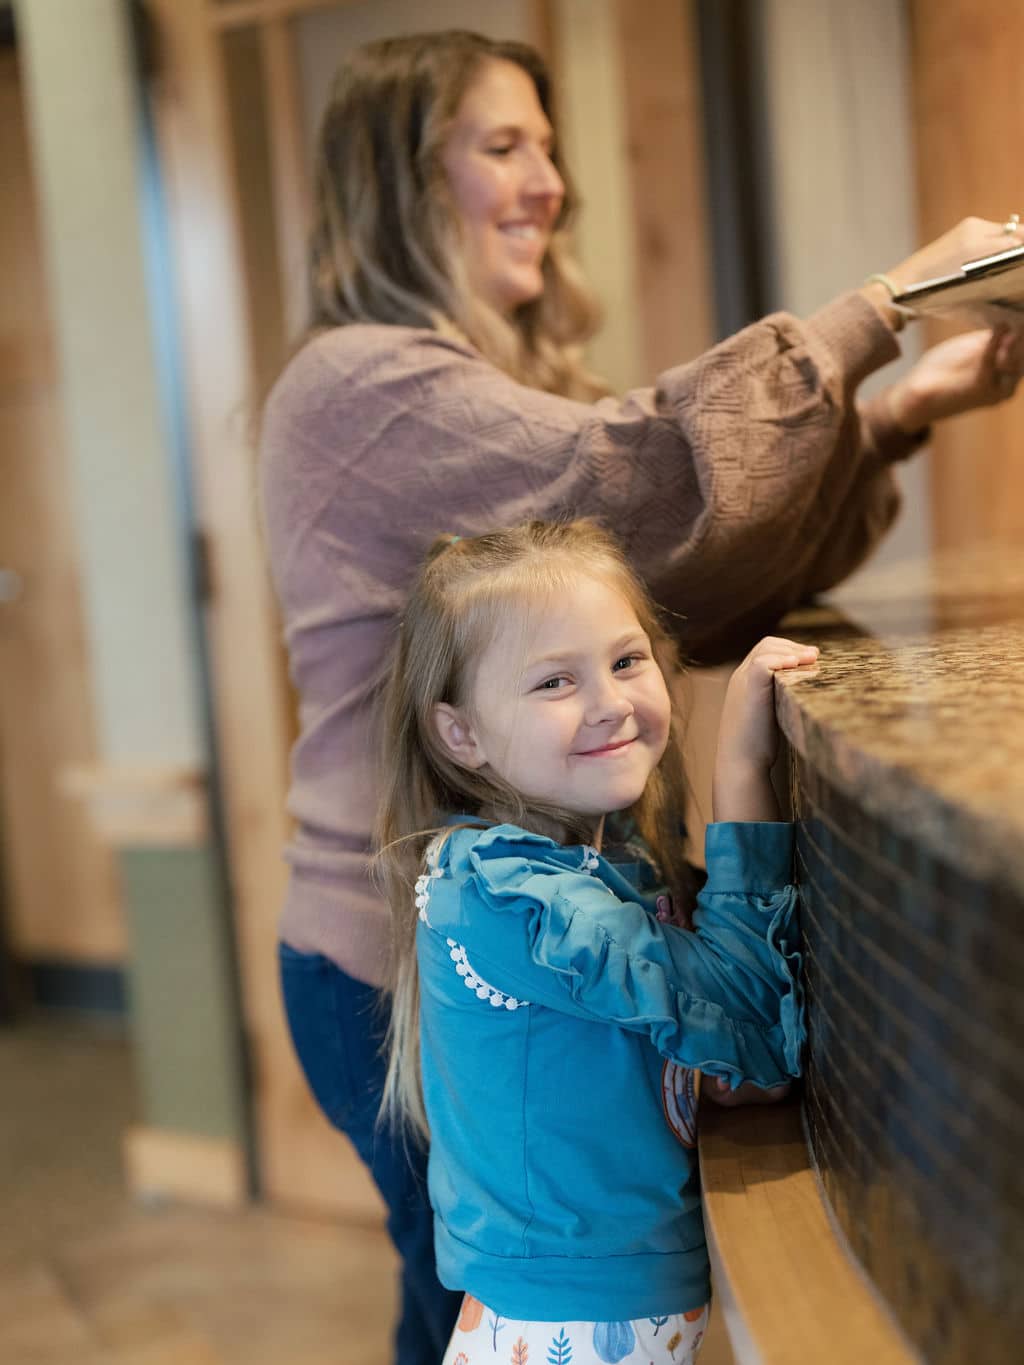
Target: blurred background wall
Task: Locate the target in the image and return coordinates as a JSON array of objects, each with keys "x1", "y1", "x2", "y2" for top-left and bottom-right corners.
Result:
[{"x1": 1, "y1": 0, "x2": 1021, "y2": 1223}]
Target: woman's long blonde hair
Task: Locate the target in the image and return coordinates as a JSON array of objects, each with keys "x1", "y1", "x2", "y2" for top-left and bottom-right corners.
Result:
[
  {"x1": 310, "y1": 30, "x2": 607, "y2": 400},
  {"x1": 375, "y1": 520, "x2": 694, "y2": 1138}
]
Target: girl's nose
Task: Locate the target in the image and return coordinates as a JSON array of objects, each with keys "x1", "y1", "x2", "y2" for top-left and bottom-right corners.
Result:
[{"x1": 584, "y1": 685, "x2": 634, "y2": 728}]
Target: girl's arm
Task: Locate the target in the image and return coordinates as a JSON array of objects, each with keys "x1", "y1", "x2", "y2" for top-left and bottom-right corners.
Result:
[
  {"x1": 700, "y1": 635, "x2": 817, "y2": 1100},
  {"x1": 712, "y1": 636, "x2": 819, "y2": 823},
  {"x1": 423, "y1": 821, "x2": 806, "y2": 1089}
]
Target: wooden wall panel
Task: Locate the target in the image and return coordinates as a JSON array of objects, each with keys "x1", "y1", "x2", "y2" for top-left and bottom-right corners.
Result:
[
  {"x1": 0, "y1": 50, "x2": 122, "y2": 963},
  {"x1": 259, "y1": 18, "x2": 311, "y2": 346},
  {"x1": 910, "y1": 0, "x2": 1024, "y2": 549},
  {"x1": 616, "y1": 0, "x2": 713, "y2": 372},
  {"x1": 221, "y1": 24, "x2": 288, "y2": 405},
  {"x1": 553, "y1": 0, "x2": 712, "y2": 389}
]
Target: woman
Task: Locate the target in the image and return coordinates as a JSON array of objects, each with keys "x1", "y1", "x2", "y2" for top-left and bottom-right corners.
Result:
[{"x1": 260, "y1": 30, "x2": 1021, "y2": 1365}]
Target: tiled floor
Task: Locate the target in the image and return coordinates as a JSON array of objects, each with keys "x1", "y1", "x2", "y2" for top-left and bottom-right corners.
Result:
[
  {"x1": 0, "y1": 1018, "x2": 733, "y2": 1364},
  {"x1": 0, "y1": 1019, "x2": 399, "y2": 1364}
]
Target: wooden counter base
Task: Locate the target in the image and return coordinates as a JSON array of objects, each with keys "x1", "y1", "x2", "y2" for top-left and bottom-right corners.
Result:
[{"x1": 699, "y1": 1097, "x2": 917, "y2": 1365}]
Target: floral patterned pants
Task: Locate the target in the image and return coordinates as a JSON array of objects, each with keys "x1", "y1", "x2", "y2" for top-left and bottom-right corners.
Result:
[{"x1": 442, "y1": 1294, "x2": 709, "y2": 1365}]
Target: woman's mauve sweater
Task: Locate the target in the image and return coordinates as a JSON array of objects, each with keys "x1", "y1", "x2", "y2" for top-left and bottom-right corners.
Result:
[{"x1": 260, "y1": 292, "x2": 919, "y2": 985}]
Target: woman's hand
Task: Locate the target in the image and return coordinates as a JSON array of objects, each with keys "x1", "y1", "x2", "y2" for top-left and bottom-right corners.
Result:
[
  {"x1": 712, "y1": 636, "x2": 819, "y2": 823},
  {"x1": 885, "y1": 216, "x2": 1023, "y2": 295},
  {"x1": 884, "y1": 325, "x2": 1023, "y2": 432},
  {"x1": 861, "y1": 216, "x2": 1024, "y2": 332}
]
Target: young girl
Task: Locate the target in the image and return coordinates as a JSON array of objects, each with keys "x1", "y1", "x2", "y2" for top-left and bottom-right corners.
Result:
[{"x1": 376, "y1": 520, "x2": 816, "y2": 1364}]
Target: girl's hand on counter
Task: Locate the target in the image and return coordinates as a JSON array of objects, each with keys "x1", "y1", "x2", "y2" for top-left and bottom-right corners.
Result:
[
  {"x1": 712, "y1": 637, "x2": 819, "y2": 823},
  {"x1": 886, "y1": 325, "x2": 1023, "y2": 432}
]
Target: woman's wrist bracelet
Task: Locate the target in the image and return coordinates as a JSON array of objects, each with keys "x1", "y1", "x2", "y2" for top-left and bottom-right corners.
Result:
[{"x1": 863, "y1": 273, "x2": 917, "y2": 333}]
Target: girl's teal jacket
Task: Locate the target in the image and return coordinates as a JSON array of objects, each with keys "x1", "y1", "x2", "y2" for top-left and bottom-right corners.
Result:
[{"x1": 416, "y1": 820, "x2": 805, "y2": 1322}]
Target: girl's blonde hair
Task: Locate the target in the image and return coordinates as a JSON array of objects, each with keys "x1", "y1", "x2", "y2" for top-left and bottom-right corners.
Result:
[
  {"x1": 310, "y1": 30, "x2": 608, "y2": 400},
  {"x1": 375, "y1": 520, "x2": 694, "y2": 1138}
]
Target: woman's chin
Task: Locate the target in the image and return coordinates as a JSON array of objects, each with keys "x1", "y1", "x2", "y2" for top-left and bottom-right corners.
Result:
[{"x1": 488, "y1": 269, "x2": 546, "y2": 313}]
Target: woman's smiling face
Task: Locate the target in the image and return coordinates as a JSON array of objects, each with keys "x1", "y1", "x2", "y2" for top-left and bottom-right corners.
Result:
[{"x1": 441, "y1": 58, "x2": 565, "y2": 314}]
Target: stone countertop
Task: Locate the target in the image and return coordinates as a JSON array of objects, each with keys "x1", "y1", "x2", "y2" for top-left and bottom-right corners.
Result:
[{"x1": 774, "y1": 541, "x2": 1024, "y2": 895}]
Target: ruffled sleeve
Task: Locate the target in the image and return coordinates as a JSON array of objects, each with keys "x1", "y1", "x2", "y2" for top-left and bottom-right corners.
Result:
[{"x1": 428, "y1": 823, "x2": 804, "y2": 1089}]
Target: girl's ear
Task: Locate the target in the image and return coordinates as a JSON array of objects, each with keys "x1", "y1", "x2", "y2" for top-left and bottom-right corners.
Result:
[{"x1": 433, "y1": 703, "x2": 487, "y2": 770}]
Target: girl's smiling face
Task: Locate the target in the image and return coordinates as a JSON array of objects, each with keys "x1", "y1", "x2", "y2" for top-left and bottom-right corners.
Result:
[
  {"x1": 434, "y1": 575, "x2": 672, "y2": 827},
  {"x1": 441, "y1": 58, "x2": 565, "y2": 314}
]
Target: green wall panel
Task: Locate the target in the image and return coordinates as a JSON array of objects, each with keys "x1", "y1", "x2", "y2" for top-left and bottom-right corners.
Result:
[{"x1": 119, "y1": 846, "x2": 247, "y2": 1146}]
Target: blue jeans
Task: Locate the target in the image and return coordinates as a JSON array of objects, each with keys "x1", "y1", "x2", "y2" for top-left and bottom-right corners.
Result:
[{"x1": 279, "y1": 944, "x2": 462, "y2": 1364}]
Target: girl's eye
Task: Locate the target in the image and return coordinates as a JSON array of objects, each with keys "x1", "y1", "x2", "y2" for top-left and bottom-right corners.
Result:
[
  {"x1": 537, "y1": 676, "x2": 570, "y2": 691},
  {"x1": 612, "y1": 654, "x2": 642, "y2": 672},
  {"x1": 486, "y1": 143, "x2": 515, "y2": 157}
]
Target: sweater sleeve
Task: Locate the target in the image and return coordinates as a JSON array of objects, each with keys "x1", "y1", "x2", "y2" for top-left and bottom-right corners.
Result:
[
  {"x1": 788, "y1": 391, "x2": 928, "y2": 604},
  {"x1": 263, "y1": 291, "x2": 908, "y2": 663},
  {"x1": 427, "y1": 824, "x2": 805, "y2": 1090}
]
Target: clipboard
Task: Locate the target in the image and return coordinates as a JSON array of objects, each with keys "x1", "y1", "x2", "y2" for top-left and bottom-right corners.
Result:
[{"x1": 893, "y1": 244, "x2": 1024, "y2": 316}]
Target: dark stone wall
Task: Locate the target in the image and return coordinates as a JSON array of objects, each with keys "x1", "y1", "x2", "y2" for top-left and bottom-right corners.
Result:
[{"x1": 792, "y1": 753, "x2": 1024, "y2": 1365}]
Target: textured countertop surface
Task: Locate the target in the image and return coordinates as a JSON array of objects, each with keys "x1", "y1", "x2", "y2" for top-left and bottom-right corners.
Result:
[{"x1": 775, "y1": 541, "x2": 1024, "y2": 894}]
